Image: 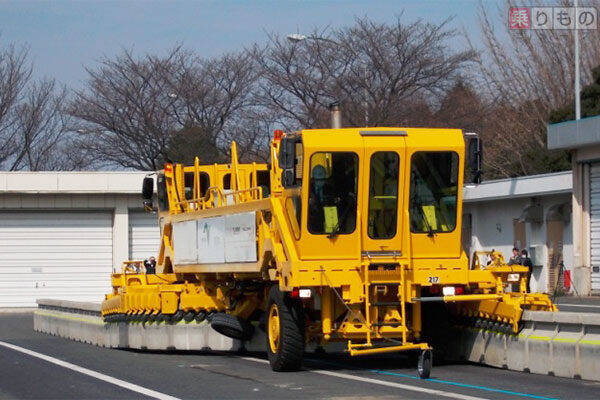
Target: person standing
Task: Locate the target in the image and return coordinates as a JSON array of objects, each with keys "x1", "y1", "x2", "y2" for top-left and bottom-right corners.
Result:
[
  {"x1": 144, "y1": 256, "x2": 156, "y2": 274},
  {"x1": 520, "y1": 249, "x2": 533, "y2": 293},
  {"x1": 507, "y1": 247, "x2": 522, "y2": 266}
]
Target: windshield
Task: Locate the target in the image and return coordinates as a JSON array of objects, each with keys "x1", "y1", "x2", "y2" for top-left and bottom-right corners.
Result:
[
  {"x1": 307, "y1": 152, "x2": 358, "y2": 235},
  {"x1": 368, "y1": 152, "x2": 399, "y2": 239},
  {"x1": 409, "y1": 151, "x2": 459, "y2": 234}
]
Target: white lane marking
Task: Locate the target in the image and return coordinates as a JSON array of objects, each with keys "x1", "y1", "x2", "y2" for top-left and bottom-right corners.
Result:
[
  {"x1": 240, "y1": 356, "x2": 488, "y2": 400},
  {"x1": 0, "y1": 340, "x2": 180, "y2": 400},
  {"x1": 240, "y1": 356, "x2": 269, "y2": 363},
  {"x1": 558, "y1": 304, "x2": 600, "y2": 309}
]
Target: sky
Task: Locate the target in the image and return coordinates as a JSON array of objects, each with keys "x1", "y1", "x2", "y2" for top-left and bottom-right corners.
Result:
[{"x1": 0, "y1": 0, "x2": 491, "y2": 88}]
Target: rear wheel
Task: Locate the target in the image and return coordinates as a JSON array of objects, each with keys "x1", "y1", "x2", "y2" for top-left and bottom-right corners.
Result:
[{"x1": 266, "y1": 286, "x2": 305, "y2": 371}]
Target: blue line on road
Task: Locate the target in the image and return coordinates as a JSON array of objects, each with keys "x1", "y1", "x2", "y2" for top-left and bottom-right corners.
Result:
[
  {"x1": 306, "y1": 357, "x2": 558, "y2": 400},
  {"x1": 369, "y1": 369, "x2": 559, "y2": 400}
]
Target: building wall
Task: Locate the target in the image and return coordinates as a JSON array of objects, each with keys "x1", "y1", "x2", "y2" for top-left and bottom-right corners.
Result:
[
  {"x1": 464, "y1": 193, "x2": 573, "y2": 293},
  {"x1": 572, "y1": 154, "x2": 595, "y2": 295},
  {"x1": 0, "y1": 193, "x2": 148, "y2": 268},
  {"x1": 0, "y1": 191, "x2": 162, "y2": 306},
  {"x1": 0, "y1": 171, "x2": 576, "y2": 304}
]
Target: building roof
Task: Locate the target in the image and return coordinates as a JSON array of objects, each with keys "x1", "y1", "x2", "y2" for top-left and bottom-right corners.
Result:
[
  {"x1": 463, "y1": 170, "x2": 572, "y2": 203},
  {"x1": 547, "y1": 114, "x2": 600, "y2": 150},
  {"x1": 0, "y1": 171, "x2": 151, "y2": 194}
]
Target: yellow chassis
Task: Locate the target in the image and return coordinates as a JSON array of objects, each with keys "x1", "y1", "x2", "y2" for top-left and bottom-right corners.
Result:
[
  {"x1": 102, "y1": 262, "x2": 555, "y2": 356},
  {"x1": 102, "y1": 132, "x2": 557, "y2": 358}
]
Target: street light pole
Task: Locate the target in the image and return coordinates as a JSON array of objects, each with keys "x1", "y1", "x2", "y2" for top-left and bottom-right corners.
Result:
[{"x1": 363, "y1": 62, "x2": 368, "y2": 126}]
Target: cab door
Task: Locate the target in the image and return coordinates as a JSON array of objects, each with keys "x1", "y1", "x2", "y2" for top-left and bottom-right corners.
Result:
[
  {"x1": 297, "y1": 140, "x2": 364, "y2": 261},
  {"x1": 360, "y1": 135, "x2": 406, "y2": 255}
]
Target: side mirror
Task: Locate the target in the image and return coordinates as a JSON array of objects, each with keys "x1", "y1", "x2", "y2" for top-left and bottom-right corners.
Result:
[
  {"x1": 156, "y1": 173, "x2": 169, "y2": 211},
  {"x1": 142, "y1": 177, "x2": 154, "y2": 200},
  {"x1": 278, "y1": 137, "x2": 295, "y2": 170},
  {"x1": 142, "y1": 177, "x2": 154, "y2": 211},
  {"x1": 279, "y1": 136, "x2": 301, "y2": 188},
  {"x1": 465, "y1": 133, "x2": 482, "y2": 185}
]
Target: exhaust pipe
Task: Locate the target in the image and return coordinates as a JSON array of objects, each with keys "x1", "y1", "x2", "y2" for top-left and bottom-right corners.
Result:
[{"x1": 329, "y1": 101, "x2": 341, "y2": 129}]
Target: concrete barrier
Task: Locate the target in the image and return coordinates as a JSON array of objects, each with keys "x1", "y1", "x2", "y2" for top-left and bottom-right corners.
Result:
[
  {"x1": 34, "y1": 299, "x2": 253, "y2": 351},
  {"x1": 456, "y1": 310, "x2": 600, "y2": 382},
  {"x1": 34, "y1": 299, "x2": 600, "y2": 382}
]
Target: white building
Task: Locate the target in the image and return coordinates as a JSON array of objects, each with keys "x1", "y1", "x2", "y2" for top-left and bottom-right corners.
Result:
[
  {"x1": 0, "y1": 172, "x2": 158, "y2": 307},
  {"x1": 463, "y1": 171, "x2": 573, "y2": 294},
  {"x1": 0, "y1": 170, "x2": 575, "y2": 308}
]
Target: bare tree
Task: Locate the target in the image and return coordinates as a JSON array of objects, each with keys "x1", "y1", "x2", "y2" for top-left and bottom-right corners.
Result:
[
  {"x1": 163, "y1": 51, "x2": 262, "y2": 161},
  {"x1": 0, "y1": 42, "x2": 76, "y2": 171},
  {"x1": 69, "y1": 48, "x2": 185, "y2": 170},
  {"x1": 252, "y1": 17, "x2": 476, "y2": 131},
  {"x1": 472, "y1": 0, "x2": 600, "y2": 177},
  {"x1": 70, "y1": 48, "x2": 261, "y2": 169}
]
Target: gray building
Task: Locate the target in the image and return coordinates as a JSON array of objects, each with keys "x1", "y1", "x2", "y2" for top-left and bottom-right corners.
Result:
[{"x1": 548, "y1": 115, "x2": 600, "y2": 295}]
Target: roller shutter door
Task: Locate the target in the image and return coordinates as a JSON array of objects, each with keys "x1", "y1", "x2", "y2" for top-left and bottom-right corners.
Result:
[
  {"x1": 128, "y1": 211, "x2": 159, "y2": 261},
  {"x1": 590, "y1": 163, "x2": 600, "y2": 292},
  {"x1": 0, "y1": 211, "x2": 113, "y2": 307}
]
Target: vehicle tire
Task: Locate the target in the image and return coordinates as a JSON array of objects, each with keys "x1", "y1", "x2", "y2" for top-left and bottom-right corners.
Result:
[
  {"x1": 417, "y1": 349, "x2": 432, "y2": 379},
  {"x1": 210, "y1": 313, "x2": 254, "y2": 340},
  {"x1": 266, "y1": 286, "x2": 305, "y2": 372}
]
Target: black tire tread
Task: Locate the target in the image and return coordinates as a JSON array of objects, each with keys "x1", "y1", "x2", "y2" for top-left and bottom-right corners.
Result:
[
  {"x1": 210, "y1": 312, "x2": 254, "y2": 340},
  {"x1": 267, "y1": 286, "x2": 305, "y2": 371}
]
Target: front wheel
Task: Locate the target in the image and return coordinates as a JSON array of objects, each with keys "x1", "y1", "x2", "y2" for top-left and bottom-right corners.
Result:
[
  {"x1": 266, "y1": 286, "x2": 305, "y2": 371},
  {"x1": 417, "y1": 349, "x2": 432, "y2": 379}
]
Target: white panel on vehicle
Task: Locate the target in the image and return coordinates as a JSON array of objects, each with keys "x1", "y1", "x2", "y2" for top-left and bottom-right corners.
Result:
[
  {"x1": 224, "y1": 212, "x2": 257, "y2": 263},
  {"x1": 172, "y1": 220, "x2": 198, "y2": 264},
  {"x1": 197, "y1": 216, "x2": 226, "y2": 264}
]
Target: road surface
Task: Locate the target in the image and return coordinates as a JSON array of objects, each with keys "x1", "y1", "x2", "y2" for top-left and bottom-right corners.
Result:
[{"x1": 0, "y1": 313, "x2": 598, "y2": 400}]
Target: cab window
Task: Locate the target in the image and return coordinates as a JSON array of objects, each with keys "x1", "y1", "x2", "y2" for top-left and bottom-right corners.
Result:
[
  {"x1": 199, "y1": 172, "x2": 209, "y2": 197},
  {"x1": 307, "y1": 152, "x2": 358, "y2": 235},
  {"x1": 184, "y1": 172, "x2": 194, "y2": 200},
  {"x1": 250, "y1": 170, "x2": 271, "y2": 198},
  {"x1": 368, "y1": 152, "x2": 399, "y2": 239},
  {"x1": 257, "y1": 170, "x2": 270, "y2": 197},
  {"x1": 184, "y1": 172, "x2": 210, "y2": 199},
  {"x1": 409, "y1": 151, "x2": 459, "y2": 233}
]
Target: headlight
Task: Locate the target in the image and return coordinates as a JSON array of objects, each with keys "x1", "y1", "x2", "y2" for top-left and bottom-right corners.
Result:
[{"x1": 442, "y1": 286, "x2": 456, "y2": 296}]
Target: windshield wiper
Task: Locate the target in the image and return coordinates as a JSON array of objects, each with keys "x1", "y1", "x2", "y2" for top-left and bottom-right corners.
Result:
[
  {"x1": 327, "y1": 223, "x2": 341, "y2": 239},
  {"x1": 413, "y1": 198, "x2": 435, "y2": 238},
  {"x1": 327, "y1": 198, "x2": 352, "y2": 239}
]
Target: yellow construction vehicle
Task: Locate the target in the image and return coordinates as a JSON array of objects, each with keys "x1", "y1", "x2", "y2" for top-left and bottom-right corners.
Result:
[{"x1": 102, "y1": 127, "x2": 556, "y2": 378}]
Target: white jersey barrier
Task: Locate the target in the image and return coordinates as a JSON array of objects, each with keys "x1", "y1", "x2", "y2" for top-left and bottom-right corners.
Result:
[
  {"x1": 449, "y1": 310, "x2": 600, "y2": 382},
  {"x1": 34, "y1": 299, "x2": 600, "y2": 382}
]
